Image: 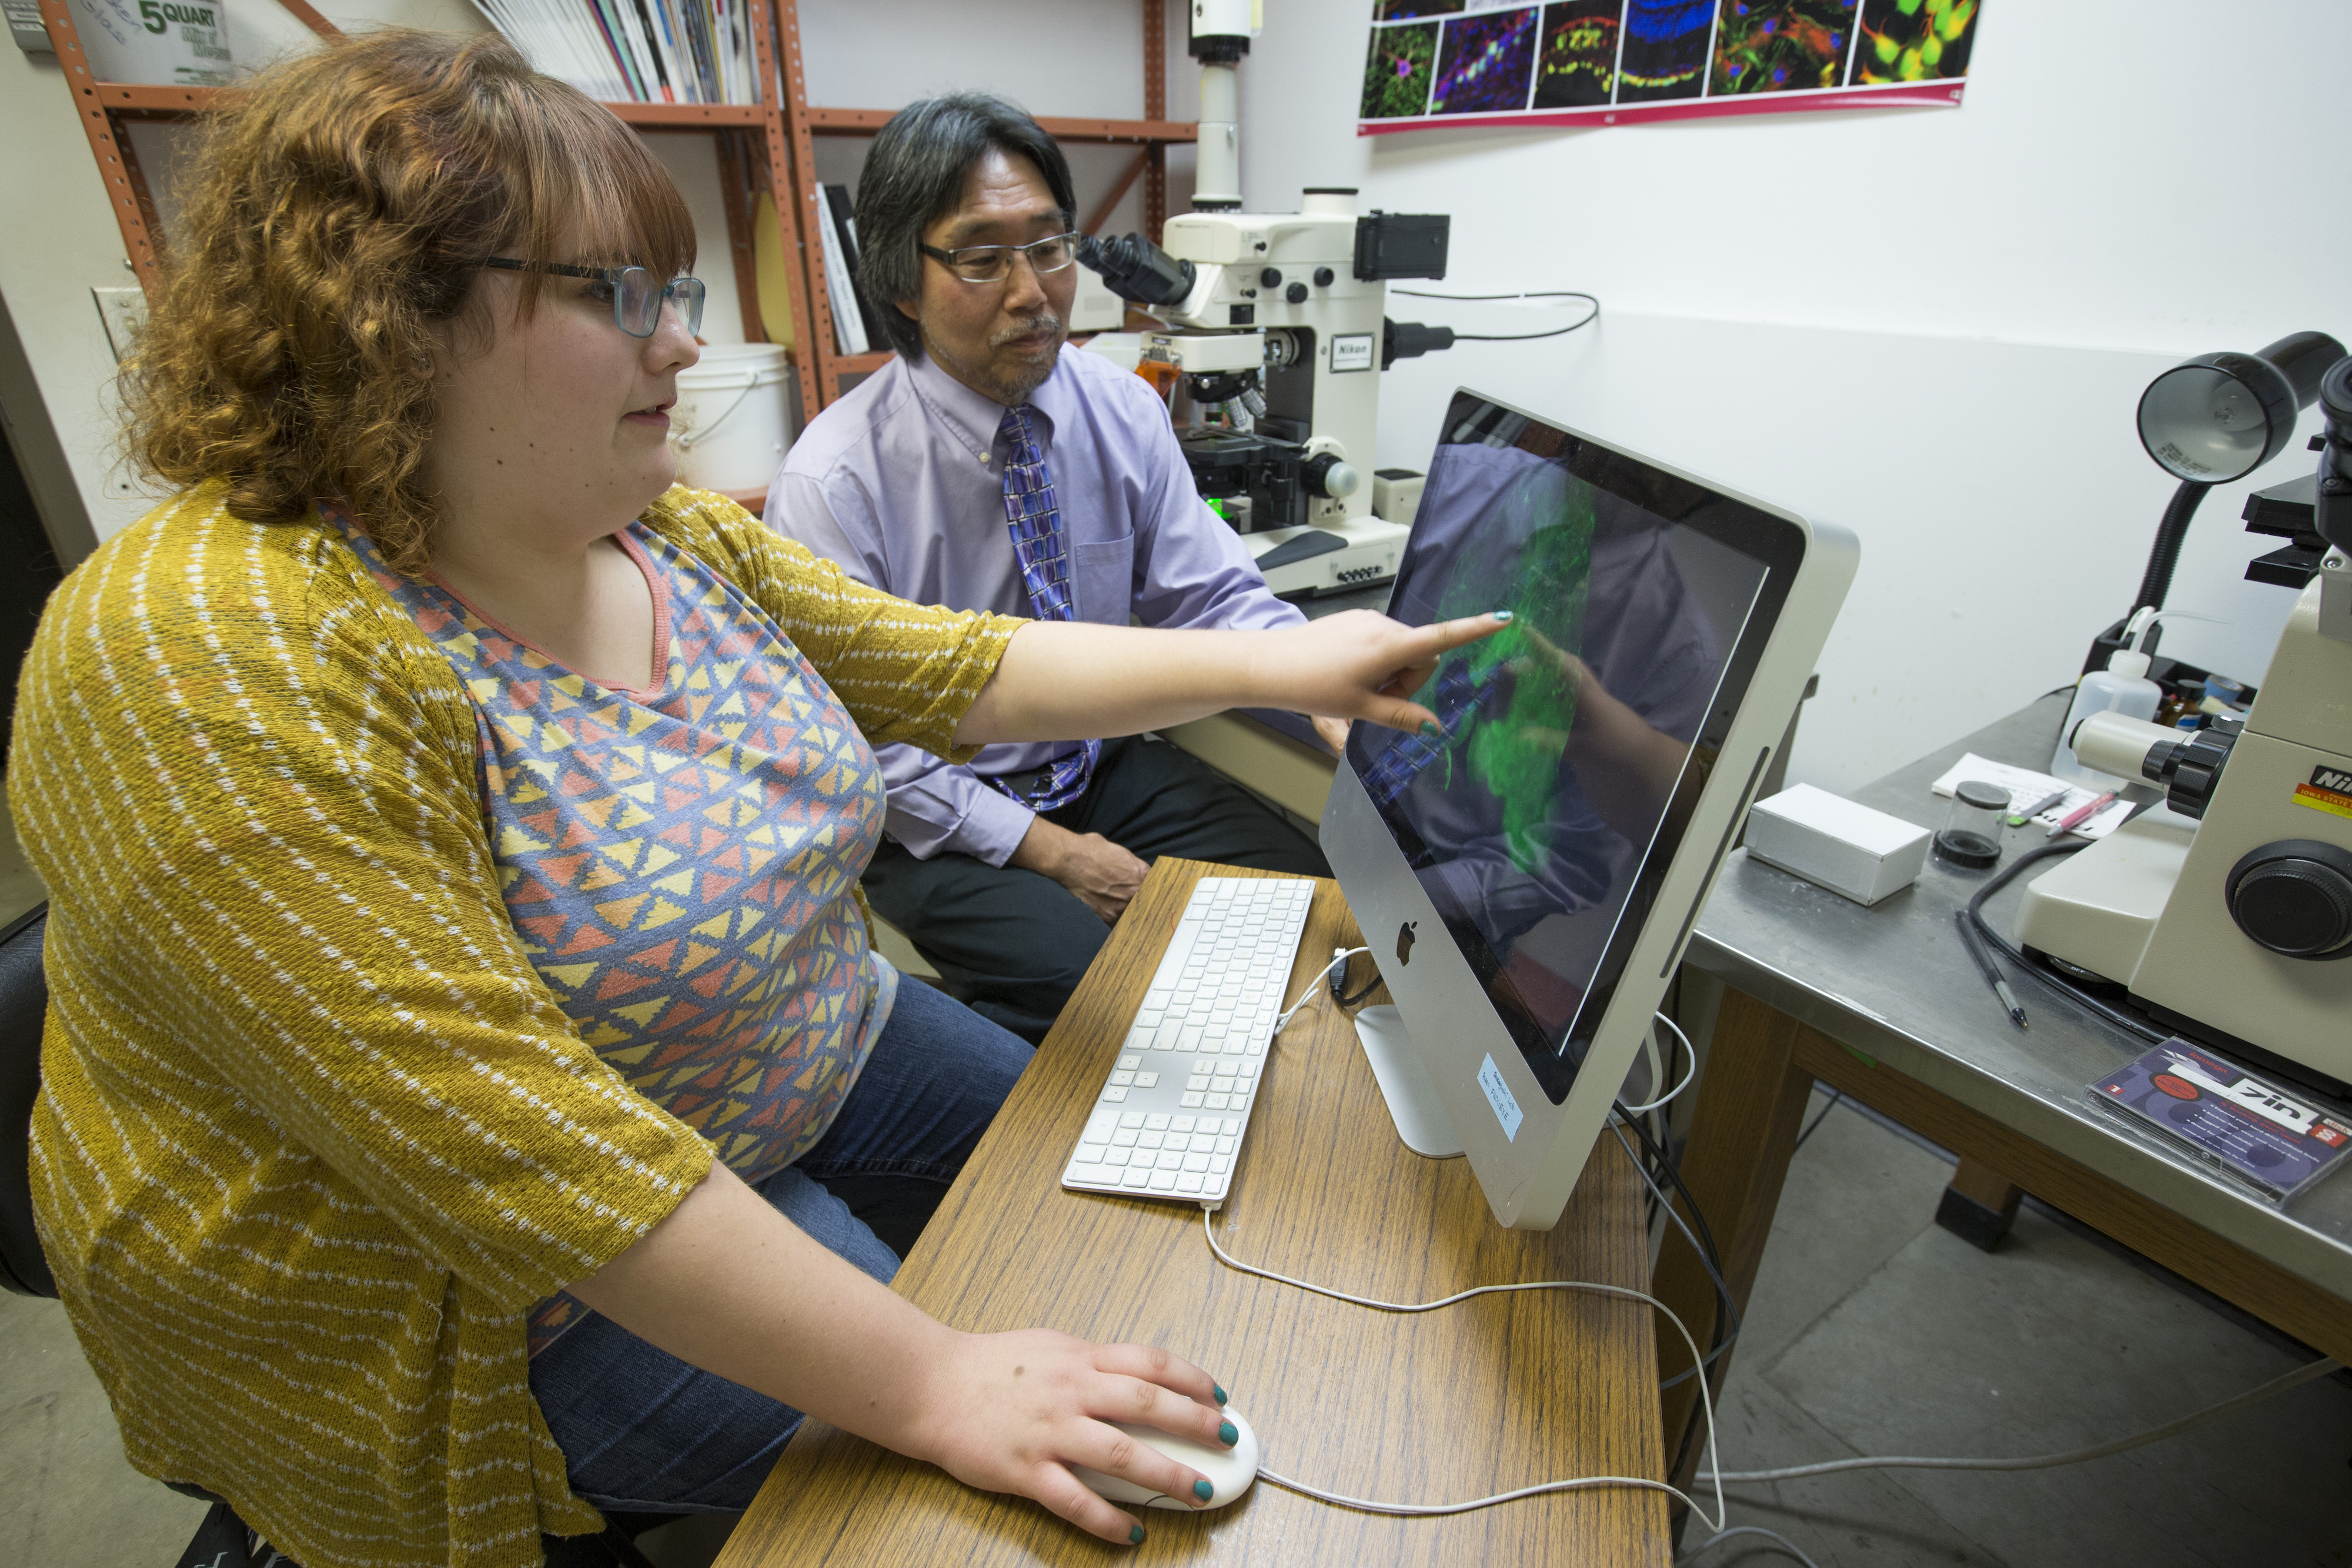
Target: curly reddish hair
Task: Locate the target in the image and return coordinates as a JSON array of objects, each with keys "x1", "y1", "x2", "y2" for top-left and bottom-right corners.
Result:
[{"x1": 124, "y1": 28, "x2": 696, "y2": 573}]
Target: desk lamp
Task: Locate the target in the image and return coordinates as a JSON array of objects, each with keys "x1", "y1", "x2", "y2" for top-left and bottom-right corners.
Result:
[{"x1": 2125, "y1": 330, "x2": 2345, "y2": 627}]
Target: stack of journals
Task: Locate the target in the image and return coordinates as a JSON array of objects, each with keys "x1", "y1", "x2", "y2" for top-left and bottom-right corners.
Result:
[{"x1": 473, "y1": 0, "x2": 758, "y2": 105}]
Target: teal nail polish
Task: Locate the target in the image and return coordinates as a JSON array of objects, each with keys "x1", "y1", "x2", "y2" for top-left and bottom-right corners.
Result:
[
  {"x1": 1218, "y1": 1419, "x2": 1239, "y2": 1447},
  {"x1": 1193, "y1": 1479, "x2": 1214, "y2": 1502},
  {"x1": 1493, "y1": 609, "x2": 1514, "y2": 621},
  {"x1": 1420, "y1": 720, "x2": 1441, "y2": 737},
  {"x1": 1212, "y1": 1383, "x2": 1227, "y2": 1406},
  {"x1": 1130, "y1": 1523, "x2": 1145, "y2": 1544}
]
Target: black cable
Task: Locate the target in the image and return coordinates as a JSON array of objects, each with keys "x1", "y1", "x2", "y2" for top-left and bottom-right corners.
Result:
[
  {"x1": 1790, "y1": 1089, "x2": 1843, "y2": 1154},
  {"x1": 1963, "y1": 843, "x2": 2169, "y2": 1045},
  {"x1": 1328, "y1": 951, "x2": 1383, "y2": 1009},
  {"x1": 1389, "y1": 289, "x2": 1601, "y2": 342},
  {"x1": 1614, "y1": 1104, "x2": 1741, "y2": 1469},
  {"x1": 2132, "y1": 479, "x2": 2211, "y2": 615}
]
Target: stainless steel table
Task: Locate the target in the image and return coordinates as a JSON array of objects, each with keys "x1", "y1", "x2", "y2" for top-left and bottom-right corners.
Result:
[{"x1": 1652, "y1": 694, "x2": 2352, "y2": 1493}]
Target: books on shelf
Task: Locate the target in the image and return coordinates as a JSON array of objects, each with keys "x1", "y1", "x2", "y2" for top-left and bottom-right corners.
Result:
[
  {"x1": 821, "y1": 185, "x2": 892, "y2": 356},
  {"x1": 472, "y1": 0, "x2": 756, "y2": 106},
  {"x1": 812, "y1": 183, "x2": 866, "y2": 356}
]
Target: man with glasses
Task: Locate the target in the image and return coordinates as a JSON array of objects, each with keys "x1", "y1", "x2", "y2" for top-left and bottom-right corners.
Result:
[{"x1": 765, "y1": 91, "x2": 1334, "y2": 1045}]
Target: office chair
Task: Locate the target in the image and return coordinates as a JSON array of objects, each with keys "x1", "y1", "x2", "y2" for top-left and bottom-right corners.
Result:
[{"x1": 1, "y1": 901, "x2": 667, "y2": 1567}]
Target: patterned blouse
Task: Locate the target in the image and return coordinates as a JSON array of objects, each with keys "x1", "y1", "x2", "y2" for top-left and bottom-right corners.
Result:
[{"x1": 332, "y1": 514, "x2": 904, "y2": 1354}]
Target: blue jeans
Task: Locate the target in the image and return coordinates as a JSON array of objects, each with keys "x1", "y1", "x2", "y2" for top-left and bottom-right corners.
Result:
[{"x1": 528, "y1": 975, "x2": 1030, "y2": 1513}]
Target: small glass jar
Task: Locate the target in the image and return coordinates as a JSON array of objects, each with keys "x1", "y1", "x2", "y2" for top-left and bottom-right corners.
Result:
[{"x1": 1935, "y1": 780, "x2": 2010, "y2": 869}]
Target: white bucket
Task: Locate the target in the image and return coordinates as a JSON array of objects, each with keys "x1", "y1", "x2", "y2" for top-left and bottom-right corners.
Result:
[
  {"x1": 670, "y1": 343, "x2": 791, "y2": 496},
  {"x1": 68, "y1": 0, "x2": 233, "y2": 86}
]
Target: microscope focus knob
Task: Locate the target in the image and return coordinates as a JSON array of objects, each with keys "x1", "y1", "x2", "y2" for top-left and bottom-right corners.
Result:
[
  {"x1": 1260, "y1": 268, "x2": 1282, "y2": 288},
  {"x1": 2224, "y1": 840, "x2": 2352, "y2": 959},
  {"x1": 1304, "y1": 454, "x2": 1360, "y2": 500},
  {"x1": 1314, "y1": 267, "x2": 1335, "y2": 286},
  {"x1": 1286, "y1": 282, "x2": 1309, "y2": 305}
]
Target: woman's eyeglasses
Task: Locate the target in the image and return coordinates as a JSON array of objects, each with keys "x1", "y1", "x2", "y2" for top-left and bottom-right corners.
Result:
[
  {"x1": 917, "y1": 232, "x2": 1080, "y2": 287},
  {"x1": 482, "y1": 259, "x2": 706, "y2": 338}
]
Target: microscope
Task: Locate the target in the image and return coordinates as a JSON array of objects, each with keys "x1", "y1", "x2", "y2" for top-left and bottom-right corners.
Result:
[
  {"x1": 2016, "y1": 349, "x2": 2352, "y2": 1099},
  {"x1": 1078, "y1": 0, "x2": 1455, "y2": 599}
]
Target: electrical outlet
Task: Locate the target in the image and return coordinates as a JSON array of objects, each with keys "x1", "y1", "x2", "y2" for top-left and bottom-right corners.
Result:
[{"x1": 92, "y1": 287, "x2": 148, "y2": 363}]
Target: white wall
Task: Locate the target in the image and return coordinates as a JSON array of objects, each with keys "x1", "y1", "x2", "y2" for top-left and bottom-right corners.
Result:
[
  {"x1": 800, "y1": 0, "x2": 1198, "y2": 239},
  {"x1": 1235, "y1": 0, "x2": 2351, "y2": 793}
]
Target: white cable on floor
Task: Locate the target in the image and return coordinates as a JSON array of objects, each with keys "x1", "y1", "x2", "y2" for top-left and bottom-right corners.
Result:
[
  {"x1": 1624, "y1": 1012, "x2": 1698, "y2": 1115},
  {"x1": 1702, "y1": 1353, "x2": 2341, "y2": 1483},
  {"x1": 1680, "y1": 1524, "x2": 1825, "y2": 1568},
  {"x1": 1201, "y1": 1207, "x2": 1731, "y2": 1532}
]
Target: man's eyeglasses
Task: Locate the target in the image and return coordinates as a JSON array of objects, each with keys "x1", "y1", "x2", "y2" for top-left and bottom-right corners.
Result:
[
  {"x1": 482, "y1": 259, "x2": 706, "y2": 338},
  {"x1": 917, "y1": 232, "x2": 1081, "y2": 287}
]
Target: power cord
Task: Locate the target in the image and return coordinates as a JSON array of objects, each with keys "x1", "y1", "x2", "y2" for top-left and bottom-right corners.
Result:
[{"x1": 1390, "y1": 288, "x2": 1602, "y2": 343}]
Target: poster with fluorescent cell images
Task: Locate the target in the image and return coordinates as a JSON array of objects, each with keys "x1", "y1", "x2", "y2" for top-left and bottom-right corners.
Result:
[{"x1": 1358, "y1": 0, "x2": 1982, "y2": 131}]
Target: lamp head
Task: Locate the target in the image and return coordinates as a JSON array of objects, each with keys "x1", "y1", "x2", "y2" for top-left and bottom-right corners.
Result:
[{"x1": 2136, "y1": 330, "x2": 2346, "y2": 484}]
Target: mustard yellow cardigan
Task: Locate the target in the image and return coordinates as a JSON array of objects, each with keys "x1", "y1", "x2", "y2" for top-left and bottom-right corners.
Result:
[{"x1": 8, "y1": 484, "x2": 1022, "y2": 1568}]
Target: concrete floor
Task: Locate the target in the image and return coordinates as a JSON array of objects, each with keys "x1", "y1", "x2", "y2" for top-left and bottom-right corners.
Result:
[
  {"x1": 1692, "y1": 1091, "x2": 2352, "y2": 1567},
  {"x1": 3, "y1": 792, "x2": 2346, "y2": 1565}
]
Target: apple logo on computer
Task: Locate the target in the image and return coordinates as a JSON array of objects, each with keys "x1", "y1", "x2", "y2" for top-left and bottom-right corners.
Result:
[{"x1": 1396, "y1": 920, "x2": 1416, "y2": 966}]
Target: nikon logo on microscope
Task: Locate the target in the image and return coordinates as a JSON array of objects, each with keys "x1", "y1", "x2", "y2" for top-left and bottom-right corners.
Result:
[{"x1": 2314, "y1": 765, "x2": 2352, "y2": 796}]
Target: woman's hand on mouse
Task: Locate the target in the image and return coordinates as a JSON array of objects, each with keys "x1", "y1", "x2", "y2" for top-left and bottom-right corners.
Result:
[{"x1": 903, "y1": 1328, "x2": 1231, "y2": 1544}]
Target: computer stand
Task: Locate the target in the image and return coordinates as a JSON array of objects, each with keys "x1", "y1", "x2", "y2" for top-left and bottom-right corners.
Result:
[{"x1": 1351, "y1": 1006, "x2": 1465, "y2": 1158}]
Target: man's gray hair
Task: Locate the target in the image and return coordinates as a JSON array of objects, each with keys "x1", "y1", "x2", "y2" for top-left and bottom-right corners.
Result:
[{"x1": 854, "y1": 92, "x2": 1077, "y2": 359}]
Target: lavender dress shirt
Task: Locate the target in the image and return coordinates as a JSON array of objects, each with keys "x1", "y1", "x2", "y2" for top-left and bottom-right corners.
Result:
[{"x1": 766, "y1": 345, "x2": 1304, "y2": 865}]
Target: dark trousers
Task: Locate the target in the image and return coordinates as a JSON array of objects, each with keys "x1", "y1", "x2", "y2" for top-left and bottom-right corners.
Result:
[{"x1": 864, "y1": 735, "x2": 1331, "y2": 1043}]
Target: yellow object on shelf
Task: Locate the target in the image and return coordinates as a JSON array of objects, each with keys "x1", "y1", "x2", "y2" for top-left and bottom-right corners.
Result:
[{"x1": 754, "y1": 190, "x2": 795, "y2": 354}]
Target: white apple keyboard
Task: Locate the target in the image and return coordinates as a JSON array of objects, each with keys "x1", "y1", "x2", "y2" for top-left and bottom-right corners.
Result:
[{"x1": 1059, "y1": 876, "x2": 1315, "y2": 1205}]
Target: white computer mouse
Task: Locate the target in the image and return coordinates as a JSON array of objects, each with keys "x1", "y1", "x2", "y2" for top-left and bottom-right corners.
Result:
[{"x1": 1071, "y1": 1405, "x2": 1261, "y2": 1510}]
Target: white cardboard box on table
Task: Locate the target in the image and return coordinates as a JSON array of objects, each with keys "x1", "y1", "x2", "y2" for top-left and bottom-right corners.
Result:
[{"x1": 1745, "y1": 783, "x2": 1932, "y2": 907}]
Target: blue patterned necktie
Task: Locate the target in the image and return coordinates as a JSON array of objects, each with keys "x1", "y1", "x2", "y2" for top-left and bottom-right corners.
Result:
[{"x1": 993, "y1": 404, "x2": 1097, "y2": 810}]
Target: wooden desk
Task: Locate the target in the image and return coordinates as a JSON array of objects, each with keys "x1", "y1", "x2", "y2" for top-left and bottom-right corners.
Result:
[{"x1": 718, "y1": 858, "x2": 1670, "y2": 1566}]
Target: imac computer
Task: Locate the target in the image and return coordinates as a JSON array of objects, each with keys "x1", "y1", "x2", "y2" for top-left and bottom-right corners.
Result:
[{"x1": 1321, "y1": 390, "x2": 1857, "y2": 1230}]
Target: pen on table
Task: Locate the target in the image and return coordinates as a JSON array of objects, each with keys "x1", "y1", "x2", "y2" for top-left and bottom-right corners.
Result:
[
  {"x1": 2007, "y1": 788, "x2": 2070, "y2": 828},
  {"x1": 2045, "y1": 790, "x2": 2117, "y2": 839},
  {"x1": 1955, "y1": 911, "x2": 2029, "y2": 1031}
]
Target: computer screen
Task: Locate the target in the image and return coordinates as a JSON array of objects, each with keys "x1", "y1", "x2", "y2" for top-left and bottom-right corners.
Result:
[{"x1": 1342, "y1": 397, "x2": 1803, "y2": 1106}]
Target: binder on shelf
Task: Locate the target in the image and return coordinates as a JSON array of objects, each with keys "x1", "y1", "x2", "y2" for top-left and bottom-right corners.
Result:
[{"x1": 814, "y1": 183, "x2": 867, "y2": 357}]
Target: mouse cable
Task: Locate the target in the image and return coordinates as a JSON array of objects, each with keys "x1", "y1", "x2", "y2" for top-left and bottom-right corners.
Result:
[
  {"x1": 1272, "y1": 947, "x2": 1370, "y2": 1038},
  {"x1": 1200, "y1": 1205, "x2": 1734, "y2": 1533},
  {"x1": 1623, "y1": 1012, "x2": 1698, "y2": 1115},
  {"x1": 1701, "y1": 1353, "x2": 2341, "y2": 1485},
  {"x1": 1388, "y1": 289, "x2": 1603, "y2": 343}
]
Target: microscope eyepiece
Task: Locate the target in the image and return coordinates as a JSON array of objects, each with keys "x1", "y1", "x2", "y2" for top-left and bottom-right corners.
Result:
[{"x1": 1076, "y1": 233, "x2": 1197, "y2": 308}]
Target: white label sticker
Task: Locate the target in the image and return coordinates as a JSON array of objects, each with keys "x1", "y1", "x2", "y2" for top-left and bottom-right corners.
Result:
[
  {"x1": 1331, "y1": 333, "x2": 1375, "y2": 372},
  {"x1": 1476, "y1": 1054, "x2": 1524, "y2": 1142}
]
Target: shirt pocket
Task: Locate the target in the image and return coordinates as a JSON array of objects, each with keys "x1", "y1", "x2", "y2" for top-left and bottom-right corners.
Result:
[{"x1": 1070, "y1": 534, "x2": 1136, "y2": 625}]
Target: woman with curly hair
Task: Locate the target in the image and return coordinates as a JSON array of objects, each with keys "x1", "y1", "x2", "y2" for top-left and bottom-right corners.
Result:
[{"x1": 8, "y1": 26, "x2": 1499, "y2": 1568}]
